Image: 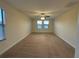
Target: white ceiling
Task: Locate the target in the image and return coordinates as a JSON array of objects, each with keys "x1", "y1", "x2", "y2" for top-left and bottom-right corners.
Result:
[{"x1": 6, "y1": 0, "x2": 79, "y2": 19}]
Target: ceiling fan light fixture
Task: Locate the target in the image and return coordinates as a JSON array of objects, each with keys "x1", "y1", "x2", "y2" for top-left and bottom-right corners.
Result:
[{"x1": 41, "y1": 16, "x2": 45, "y2": 20}]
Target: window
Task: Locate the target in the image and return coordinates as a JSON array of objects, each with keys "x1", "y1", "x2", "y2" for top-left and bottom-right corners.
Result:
[
  {"x1": 37, "y1": 20, "x2": 49, "y2": 29},
  {"x1": 0, "y1": 8, "x2": 5, "y2": 41},
  {"x1": 37, "y1": 20, "x2": 42, "y2": 29},
  {"x1": 0, "y1": 9, "x2": 2, "y2": 24},
  {"x1": 43, "y1": 20, "x2": 49, "y2": 29}
]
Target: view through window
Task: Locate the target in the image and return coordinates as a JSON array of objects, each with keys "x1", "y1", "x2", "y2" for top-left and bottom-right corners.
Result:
[
  {"x1": 0, "y1": 8, "x2": 5, "y2": 40},
  {"x1": 37, "y1": 20, "x2": 49, "y2": 29}
]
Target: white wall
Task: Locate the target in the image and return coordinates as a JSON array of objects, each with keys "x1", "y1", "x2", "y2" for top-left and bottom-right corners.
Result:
[
  {"x1": 75, "y1": 7, "x2": 79, "y2": 58},
  {"x1": 54, "y1": 6, "x2": 78, "y2": 48},
  {"x1": 0, "y1": 0, "x2": 32, "y2": 55}
]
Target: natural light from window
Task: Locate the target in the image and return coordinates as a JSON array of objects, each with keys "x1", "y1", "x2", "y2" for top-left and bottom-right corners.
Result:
[
  {"x1": 0, "y1": 8, "x2": 5, "y2": 41},
  {"x1": 37, "y1": 20, "x2": 49, "y2": 29},
  {"x1": 0, "y1": 9, "x2": 2, "y2": 24},
  {"x1": 44, "y1": 20, "x2": 49, "y2": 24}
]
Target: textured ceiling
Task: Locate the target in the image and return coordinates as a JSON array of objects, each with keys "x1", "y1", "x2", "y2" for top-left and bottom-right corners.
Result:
[{"x1": 5, "y1": 0, "x2": 79, "y2": 19}]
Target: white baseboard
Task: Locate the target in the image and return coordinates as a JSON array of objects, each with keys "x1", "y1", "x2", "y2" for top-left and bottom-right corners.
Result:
[
  {"x1": 54, "y1": 32, "x2": 75, "y2": 48},
  {"x1": 0, "y1": 33, "x2": 31, "y2": 55}
]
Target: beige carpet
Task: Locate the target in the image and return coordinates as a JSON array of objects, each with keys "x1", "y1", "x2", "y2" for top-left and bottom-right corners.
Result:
[{"x1": 0, "y1": 33, "x2": 75, "y2": 58}]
